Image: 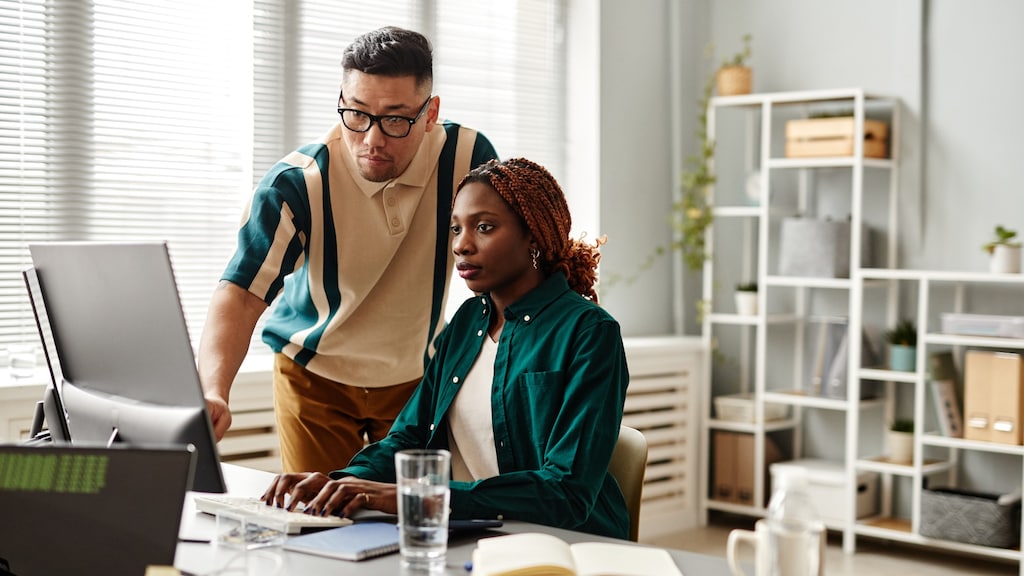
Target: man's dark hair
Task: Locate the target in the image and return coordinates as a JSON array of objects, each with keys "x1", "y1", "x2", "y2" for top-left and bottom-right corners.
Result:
[{"x1": 342, "y1": 26, "x2": 433, "y2": 88}]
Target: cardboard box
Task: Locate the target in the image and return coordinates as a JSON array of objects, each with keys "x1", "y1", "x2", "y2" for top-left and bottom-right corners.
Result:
[
  {"x1": 712, "y1": 431, "x2": 784, "y2": 506},
  {"x1": 964, "y1": 350, "x2": 1024, "y2": 444},
  {"x1": 770, "y1": 458, "x2": 879, "y2": 526},
  {"x1": 785, "y1": 117, "x2": 889, "y2": 159}
]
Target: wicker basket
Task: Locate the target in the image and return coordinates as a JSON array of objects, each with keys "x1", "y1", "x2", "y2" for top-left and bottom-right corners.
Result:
[
  {"x1": 716, "y1": 66, "x2": 752, "y2": 96},
  {"x1": 920, "y1": 487, "x2": 1021, "y2": 548}
]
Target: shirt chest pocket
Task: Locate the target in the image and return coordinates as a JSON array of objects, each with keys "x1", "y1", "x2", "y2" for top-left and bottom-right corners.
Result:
[{"x1": 514, "y1": 371, "x2": 565, "y2": 443}]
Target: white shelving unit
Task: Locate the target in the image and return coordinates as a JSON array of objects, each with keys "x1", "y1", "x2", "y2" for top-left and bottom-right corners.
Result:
[
  {"x1": 851, "y1": 269, "x2": 1024, "y2": 573},
  {"x1": 697, "y1": 89, "x2": 900, "y2": 547}
]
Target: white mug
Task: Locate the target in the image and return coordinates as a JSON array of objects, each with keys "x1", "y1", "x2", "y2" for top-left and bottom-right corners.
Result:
[{"x1": 726, "y1": 519, "x2": 825, "y2": 576}]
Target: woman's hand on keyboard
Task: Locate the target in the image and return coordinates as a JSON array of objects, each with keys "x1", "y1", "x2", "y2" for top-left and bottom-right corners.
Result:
[
  {"x1": 261, "y1": 472, "x2": 330, "y2": 512},
  {"x1": 261, "y1": 473, "x2": 397, "y2": 518},
  {"x1": 306, "y1": 478, "x2": 398, "y2": 518}
]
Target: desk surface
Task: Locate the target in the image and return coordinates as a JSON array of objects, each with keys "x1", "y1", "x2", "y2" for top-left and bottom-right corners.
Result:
[{"x1": 176, "y1": 464, "x2": 729, "y2": 575}]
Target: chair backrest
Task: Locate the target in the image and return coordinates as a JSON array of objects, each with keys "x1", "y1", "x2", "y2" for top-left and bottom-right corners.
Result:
[{"x1": 608, "y1": 425, "x2": 648, "y2": 542}]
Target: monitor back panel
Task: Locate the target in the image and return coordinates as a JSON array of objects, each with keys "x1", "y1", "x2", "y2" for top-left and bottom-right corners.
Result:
[{"x1": 27, "y1": 242, "x2": 202, "y2": 406}]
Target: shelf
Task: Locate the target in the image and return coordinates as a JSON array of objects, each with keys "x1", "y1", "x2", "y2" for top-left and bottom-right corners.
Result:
[
  {"x1": 921, "y1": 433, "x2": 1024, "y2": 456},
  {"x1": 766, "y1": 156, "x2": 895, "y2": 170},
  {"x1": 712, "y1": 206, "x2": 761, "y2": 218},
  {"x1": 707, "y1": 312, "x2": 801, "y2": 326},
  {"x1": 707, "y1": 418, "x2": 798, "y2": 433},
  {"x1": 762, "y1": 390, "x2": 884, "y2": 411},
  {"x1": 924, "y1": 333, "x2": 1024, "y2": 350},
  {"x1": 705, "y1": 499, "x2": 767, "y2": 517},
  {"x1": 857, "y1": 456, "x2": 952, "y2": 477},
  {"x1": 858, "y1": 367, "x2": 918, "y2": 383},
  {"x1": 764, "y1": 275, "x2": 853, "y2": 289}
]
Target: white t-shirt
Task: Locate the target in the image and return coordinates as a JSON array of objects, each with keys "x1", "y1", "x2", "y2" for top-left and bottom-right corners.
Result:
[{"x1": 447, "y1": 335, "x2": 500, "y2": 481}]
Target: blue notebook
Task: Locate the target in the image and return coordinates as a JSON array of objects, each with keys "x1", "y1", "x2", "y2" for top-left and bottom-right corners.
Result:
[{"x1": 283, "y1": 521, "x2": 400, "y2": 561}]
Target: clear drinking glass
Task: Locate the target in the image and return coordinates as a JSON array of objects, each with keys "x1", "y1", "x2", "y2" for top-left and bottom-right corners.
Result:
[{"x1": 395, "y1": 449, "x2": 451, "y2": 573}]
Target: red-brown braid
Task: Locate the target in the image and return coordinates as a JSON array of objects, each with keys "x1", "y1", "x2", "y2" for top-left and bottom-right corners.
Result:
[{"x1": 456, "y1": 158, "x2": 605, "y2": 302}]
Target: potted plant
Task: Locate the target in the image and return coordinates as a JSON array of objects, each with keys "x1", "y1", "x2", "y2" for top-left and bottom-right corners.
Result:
[
  {"x1": 734, "y1": 281, "x2": 758, "y2": 316},
  {"x1": 983, "y1": 224, "x2": 1021, "y2": 274},
  {"x1": 888, "y1": 418, "x2": 915, "y2": 463},
  {"x1": 885, "y1": 318, "x2": 917, "y2": 372},
  {"x1": 716, "y1": 34, "x2": 752, "y2": 96},
  {"x1": 672, "y1": 34, "x2": 754, "y2": 273}
]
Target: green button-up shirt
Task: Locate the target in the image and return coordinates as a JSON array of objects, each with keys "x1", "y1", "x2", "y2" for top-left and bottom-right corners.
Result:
[{"x1": 332, "y1": 272, "x2": 630, "y2": 539}]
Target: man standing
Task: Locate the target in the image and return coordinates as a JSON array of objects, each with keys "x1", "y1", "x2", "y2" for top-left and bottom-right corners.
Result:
[{"x1": 198, "y1": 26, "x2": 498, "y2": 473}]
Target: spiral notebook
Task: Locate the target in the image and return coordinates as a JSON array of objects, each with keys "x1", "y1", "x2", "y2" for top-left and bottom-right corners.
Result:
[{"x1": 283, "y1": 521, "x2": 401, "y2": 561}]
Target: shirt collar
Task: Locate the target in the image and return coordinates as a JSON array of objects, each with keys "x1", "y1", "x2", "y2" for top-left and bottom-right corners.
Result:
[{"x1": 485, "y1": 272, "x2": 573, "y2": 322}]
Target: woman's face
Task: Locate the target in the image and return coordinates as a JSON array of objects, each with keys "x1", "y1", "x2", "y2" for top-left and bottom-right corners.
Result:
[{"x1": 450, "y1": 181, "x2": 542, "y2": 304}]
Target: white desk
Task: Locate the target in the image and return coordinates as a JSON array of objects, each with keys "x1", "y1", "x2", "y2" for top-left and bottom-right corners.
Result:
[{"x1": 177, "y1": 464, "x2": 728, "y2": 575}]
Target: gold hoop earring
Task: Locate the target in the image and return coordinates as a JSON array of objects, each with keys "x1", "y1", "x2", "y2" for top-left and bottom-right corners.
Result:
[{"x1": 531, "y1": 248, "x2": 539, "y2": 270}]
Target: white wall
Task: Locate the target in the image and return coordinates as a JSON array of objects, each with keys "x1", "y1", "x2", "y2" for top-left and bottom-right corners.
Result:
[{"x1": 590, "y1": 0, "x2": 1024, "y2": 335}]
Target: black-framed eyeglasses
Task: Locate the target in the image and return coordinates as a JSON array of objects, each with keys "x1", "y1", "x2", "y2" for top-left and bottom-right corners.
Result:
[{"x1": 337, "y1": 93, "x2": 432, "y2": 138}]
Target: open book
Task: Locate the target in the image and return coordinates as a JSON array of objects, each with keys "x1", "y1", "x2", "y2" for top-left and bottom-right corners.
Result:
[{"x1": 470, "y1": 532, "x2": 683, "y2": 576}]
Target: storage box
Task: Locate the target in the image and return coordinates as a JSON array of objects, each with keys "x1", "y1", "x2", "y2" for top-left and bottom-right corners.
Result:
[
  {"x1": 785, "y1": 117, "x2": 889, "y2": 159},
  {"x1": 714, "y1": 392, "x2": 790, "y2": 423},
  {"x1": 941, "y1": 313, "x2": 1024, "y2": 339},
  {"x1": 777, "y1": 217, "x2": 872, "y2": 278},
  {"x1": 920, "y1": 487, "x2": 1021, "y2": 548},
  {"x1": 769, "y1": 459, "x2": 878, "y2": 526}
]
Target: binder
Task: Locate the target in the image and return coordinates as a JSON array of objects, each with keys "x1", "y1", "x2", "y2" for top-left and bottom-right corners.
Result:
[
  {"x1": 964, "y1": 350, "x2": 1024, "y2": 444},
  {"x1": 929, "y1": 351, "x2": 963, "y2": 438}
]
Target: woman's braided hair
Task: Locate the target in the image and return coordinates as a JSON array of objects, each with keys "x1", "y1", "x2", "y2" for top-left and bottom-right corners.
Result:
[{"x1": 456, "y1": 158, "x2": 605, "y2": 302}]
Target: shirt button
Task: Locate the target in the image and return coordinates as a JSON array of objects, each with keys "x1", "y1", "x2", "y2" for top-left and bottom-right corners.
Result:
[
  {"x1": 386, "y1": 197, "x2": 396, "y2": 206},
  {"x1": 477, "y1": 330, "x2": 483, "y2": 336},
  {"x1": 453, "y1": 376, "x2": 460, "y2": 384},
  {"x1": 429, "y1": 423, "x2": 435, "y2": 431},
  {"x1": 523, "y1": 315, "x2": 531, "y2": 322},
  {"x1": 391, "y1": 217, "x2": 400, "y2": 227},
  {"x1": 499, "y1": 440, "x2": 504, "y2": 448}
]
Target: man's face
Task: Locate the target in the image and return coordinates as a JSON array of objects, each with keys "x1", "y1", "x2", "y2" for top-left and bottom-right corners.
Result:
[{"x1": 338, "y1": 71, "x2": 438, "y2": 182}]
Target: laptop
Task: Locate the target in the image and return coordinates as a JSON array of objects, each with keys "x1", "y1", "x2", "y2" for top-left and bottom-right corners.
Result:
[{"x1": 0, "y1": 444, "x2": 195, "y2": 576}]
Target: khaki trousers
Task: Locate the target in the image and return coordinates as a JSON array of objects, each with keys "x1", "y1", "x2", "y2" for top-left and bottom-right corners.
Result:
[{"x1": 272, "y1": 353, "x2": 421, "y2": 474}]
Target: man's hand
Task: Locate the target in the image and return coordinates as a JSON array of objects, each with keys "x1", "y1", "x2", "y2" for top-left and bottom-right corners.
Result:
[{"x1": 205, "y1": 394, "x2": 232, "y2": 441}]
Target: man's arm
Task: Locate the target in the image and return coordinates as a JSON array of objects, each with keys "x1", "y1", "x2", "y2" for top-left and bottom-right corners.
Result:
[{"x1": 198, "y1": 280, "x2": 269, "y2": 440}]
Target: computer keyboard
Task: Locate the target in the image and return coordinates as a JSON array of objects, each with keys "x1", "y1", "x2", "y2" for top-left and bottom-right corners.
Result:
[{"x1": 193, "y1": 495, "x2": 352, "y2": 534}]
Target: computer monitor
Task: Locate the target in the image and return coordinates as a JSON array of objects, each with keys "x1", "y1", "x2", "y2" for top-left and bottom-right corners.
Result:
[
  {"x1": 26, "y1": 241, "x2": 226, "y2": 492},
  {"x1": 22, "y1": 267, "x2": 71, "y2": 444}
]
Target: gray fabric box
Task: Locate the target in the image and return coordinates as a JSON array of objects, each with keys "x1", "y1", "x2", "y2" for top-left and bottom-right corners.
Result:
[
  {"x1": 778, "y1": 217, "x2": 871, "y2": 278},
  {"x1": 920, "y1": 488, "x2": 1021, "y2": 548}
]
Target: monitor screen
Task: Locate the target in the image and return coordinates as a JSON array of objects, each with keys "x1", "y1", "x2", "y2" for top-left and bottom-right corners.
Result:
[{"x1": 26, "y1": 241, "x2": 226, "y2": 492}]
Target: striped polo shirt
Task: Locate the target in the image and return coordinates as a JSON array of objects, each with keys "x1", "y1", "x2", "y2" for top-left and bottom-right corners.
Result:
[{"x1": 222, "y1": 120, "x2": 498, "y2": 388}]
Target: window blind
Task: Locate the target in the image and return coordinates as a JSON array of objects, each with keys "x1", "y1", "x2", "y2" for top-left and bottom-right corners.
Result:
[{"x1": 0, "y1": 0, "x2": 566, "y2": 357}]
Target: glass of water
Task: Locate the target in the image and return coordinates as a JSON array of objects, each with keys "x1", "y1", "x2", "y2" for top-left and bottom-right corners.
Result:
[{"x1": 395, "y1": 449, "x2": 451, "y2": 573}]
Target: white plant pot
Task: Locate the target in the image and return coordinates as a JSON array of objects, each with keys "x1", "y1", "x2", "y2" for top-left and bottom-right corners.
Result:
[
  {"x1": 990, "y1": 244, "x2": 1022, "y2": 274},
  {"x1": 734, "y1": 291, "x2": 758, "y2": 316},
  {"x1": 888, "y1": 430, "x2": 914, "y2": 463}
]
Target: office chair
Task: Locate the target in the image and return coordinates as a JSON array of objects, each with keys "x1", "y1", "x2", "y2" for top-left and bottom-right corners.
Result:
[{"x1": 608, "y1": 425, "x2": 649, "y2": 542}]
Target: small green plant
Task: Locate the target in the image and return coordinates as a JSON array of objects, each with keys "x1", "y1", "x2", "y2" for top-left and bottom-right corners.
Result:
[
  {"x1": 891, "y1": 419, "x2": 914, "y2": 433},
  {"x1": 721, "y1": 33, "x2": 752, "y2": 68},
  {"x1": 982, "y1": 225, "x2": 1021, "y2": 255},
  {"x1": 885, "y1": 318, "x2": 917, "y2": 347},
  {"x1": 735, "y1": 281, "x2": 758, "y2": 292}
]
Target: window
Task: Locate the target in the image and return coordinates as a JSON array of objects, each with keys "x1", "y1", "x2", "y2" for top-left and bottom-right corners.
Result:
[{"x1": 0, "y1": 1, "x2": 566, "y2": 357}]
